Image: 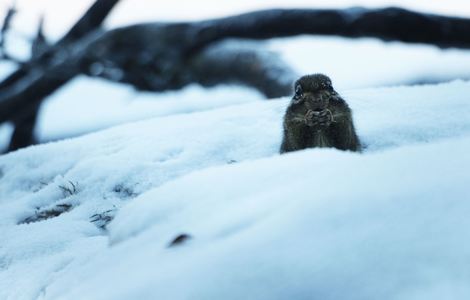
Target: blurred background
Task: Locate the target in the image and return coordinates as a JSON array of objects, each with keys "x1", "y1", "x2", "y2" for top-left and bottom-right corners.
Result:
[{"x1": 1, "y1": 0, "x2": 470, "y2": 151}]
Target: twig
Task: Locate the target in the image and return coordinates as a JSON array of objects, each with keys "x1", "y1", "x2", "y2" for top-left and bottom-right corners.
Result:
[{"x1": 0, "y1": 3, "x2": 23, "y2": 63}]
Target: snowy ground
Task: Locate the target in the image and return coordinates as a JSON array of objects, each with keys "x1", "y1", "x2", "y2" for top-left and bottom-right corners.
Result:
[{"x1": 1, "y1": 80, "x2": 470, "y2": 299}]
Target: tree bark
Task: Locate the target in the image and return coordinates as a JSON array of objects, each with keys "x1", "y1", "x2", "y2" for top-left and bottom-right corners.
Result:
[
  {"x1": 192, "y1": 7, "x2": 470, "y2": 51},
  {"x1": 189, "y1": 41, "x2": 296, "y2": 98}
]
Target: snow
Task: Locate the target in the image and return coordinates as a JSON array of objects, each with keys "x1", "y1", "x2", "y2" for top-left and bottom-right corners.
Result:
[
  {"x1": 1, "y1": 80, "x2": 470, "y2": 299},
  {"x1": 36, "y1": 77, "x2": 263, "y2": 142},
  {"x1": 48, "y1": 137, "x2": 470, "y2": 300},
  {"x1": 268, "y1": 36, "x2": 470, "y2": 89}
]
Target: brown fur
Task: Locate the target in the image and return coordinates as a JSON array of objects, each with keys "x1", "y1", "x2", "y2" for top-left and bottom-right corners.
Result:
[{"x1": 280, "y1": 74, "x2": 361, "y2": 153}]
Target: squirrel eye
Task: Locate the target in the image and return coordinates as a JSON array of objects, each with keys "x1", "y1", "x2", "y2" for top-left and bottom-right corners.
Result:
[{"x1": 295, "y1": 85, "x2": 303, "y2": 97}]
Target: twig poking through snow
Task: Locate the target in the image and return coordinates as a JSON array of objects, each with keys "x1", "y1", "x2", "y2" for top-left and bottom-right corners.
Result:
[{"x1": 58, "y1": 181, "x2": 78, "y2": 198}]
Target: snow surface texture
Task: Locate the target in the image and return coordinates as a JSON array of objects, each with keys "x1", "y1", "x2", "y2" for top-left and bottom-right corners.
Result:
[{"x1": 1, "y1": 81, "x2": 470, "y2": 299}]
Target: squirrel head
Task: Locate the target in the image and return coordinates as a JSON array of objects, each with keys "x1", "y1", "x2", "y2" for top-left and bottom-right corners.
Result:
[{"x1": 292, "y1": 74, "x2": 337, "y2": 111}]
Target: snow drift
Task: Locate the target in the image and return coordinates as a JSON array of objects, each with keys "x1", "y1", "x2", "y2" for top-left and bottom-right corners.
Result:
[{"x1": 1, "y1": 81, "x2": 470, "y2": 299}]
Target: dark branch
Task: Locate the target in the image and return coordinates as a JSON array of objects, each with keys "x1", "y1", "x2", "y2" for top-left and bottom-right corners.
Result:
[
  {"x1": 7, "y1": 103, "x2": 40, "y2": 151},
  {"x1": 192, "y1": 7, "x2": 470, "y2": 51},
  {"x1": 7, "y1": 16, "x2": 51, "y2": 151},
  {"x1": 0, "y1": 3, "x2": 22, "y2": 63},
  {"x1": 0, "y1": 3, "x2": 16, "y2": 47},
  {"x1": 31, "y1": 15, "x2": 48, "y2": 58},
  {"x1": 0, "y1": 0, "x2": 120, "y2": 91},
  {"x1": 60, "y1": 0, "x2": 120, "y2": 44},
  {"x1": 189, "y1": 41, "x2": 296, "y2": 98},
  {"x1": 1, "y1": 0, "x2": 120, "y2": 151}
]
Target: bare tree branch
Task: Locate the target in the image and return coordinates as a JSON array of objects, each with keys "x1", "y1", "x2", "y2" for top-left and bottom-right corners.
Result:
[
  {"x1": 0, "y1": 3, "x2": 16, "y2": 48},
  {"x1": 1, "y1": 0, "x2": 121, "y2": 151},
  {"x1": 0, "y1": 3, "x2": 23, "y2": 63},
  {"x1": 192, "y1": 7, "x2": 470, "y2": 52},
  {"x1": 31, "y1": 15, "x2": 48, "y2": 58},
  {"x1": 0, "y1": 0, "x2": 120, "y2": 92},
  {"x1": 60, "y1": 0, "x2": 120, "y2": 44},
  {"x1": 8, "y1": 16, "x2": 53, "y2": 151},
  {"x1": 189, "y1": 41, "x2": 296, "y2": 98},
  {"x1": 7, "y1": 102, "x2": 40, "y2": 152}
]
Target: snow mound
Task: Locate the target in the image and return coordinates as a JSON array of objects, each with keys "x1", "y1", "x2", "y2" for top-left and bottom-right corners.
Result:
[
  {"x1": 1, "y1": 81, "x2": 470, "y2": 299},
  {"x1": 52, "y1": 135, "x2": 470, "y2": 300}
]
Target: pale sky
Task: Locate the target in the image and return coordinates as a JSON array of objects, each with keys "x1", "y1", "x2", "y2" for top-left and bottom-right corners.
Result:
[{"x1": 1, "y1": 0, "x2": 470, "y2": 39}]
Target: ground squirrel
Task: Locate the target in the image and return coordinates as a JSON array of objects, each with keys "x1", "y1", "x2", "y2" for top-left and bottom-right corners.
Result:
[{"x1": 280, "y1": 74, "x2": 361, "y2": 153}]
